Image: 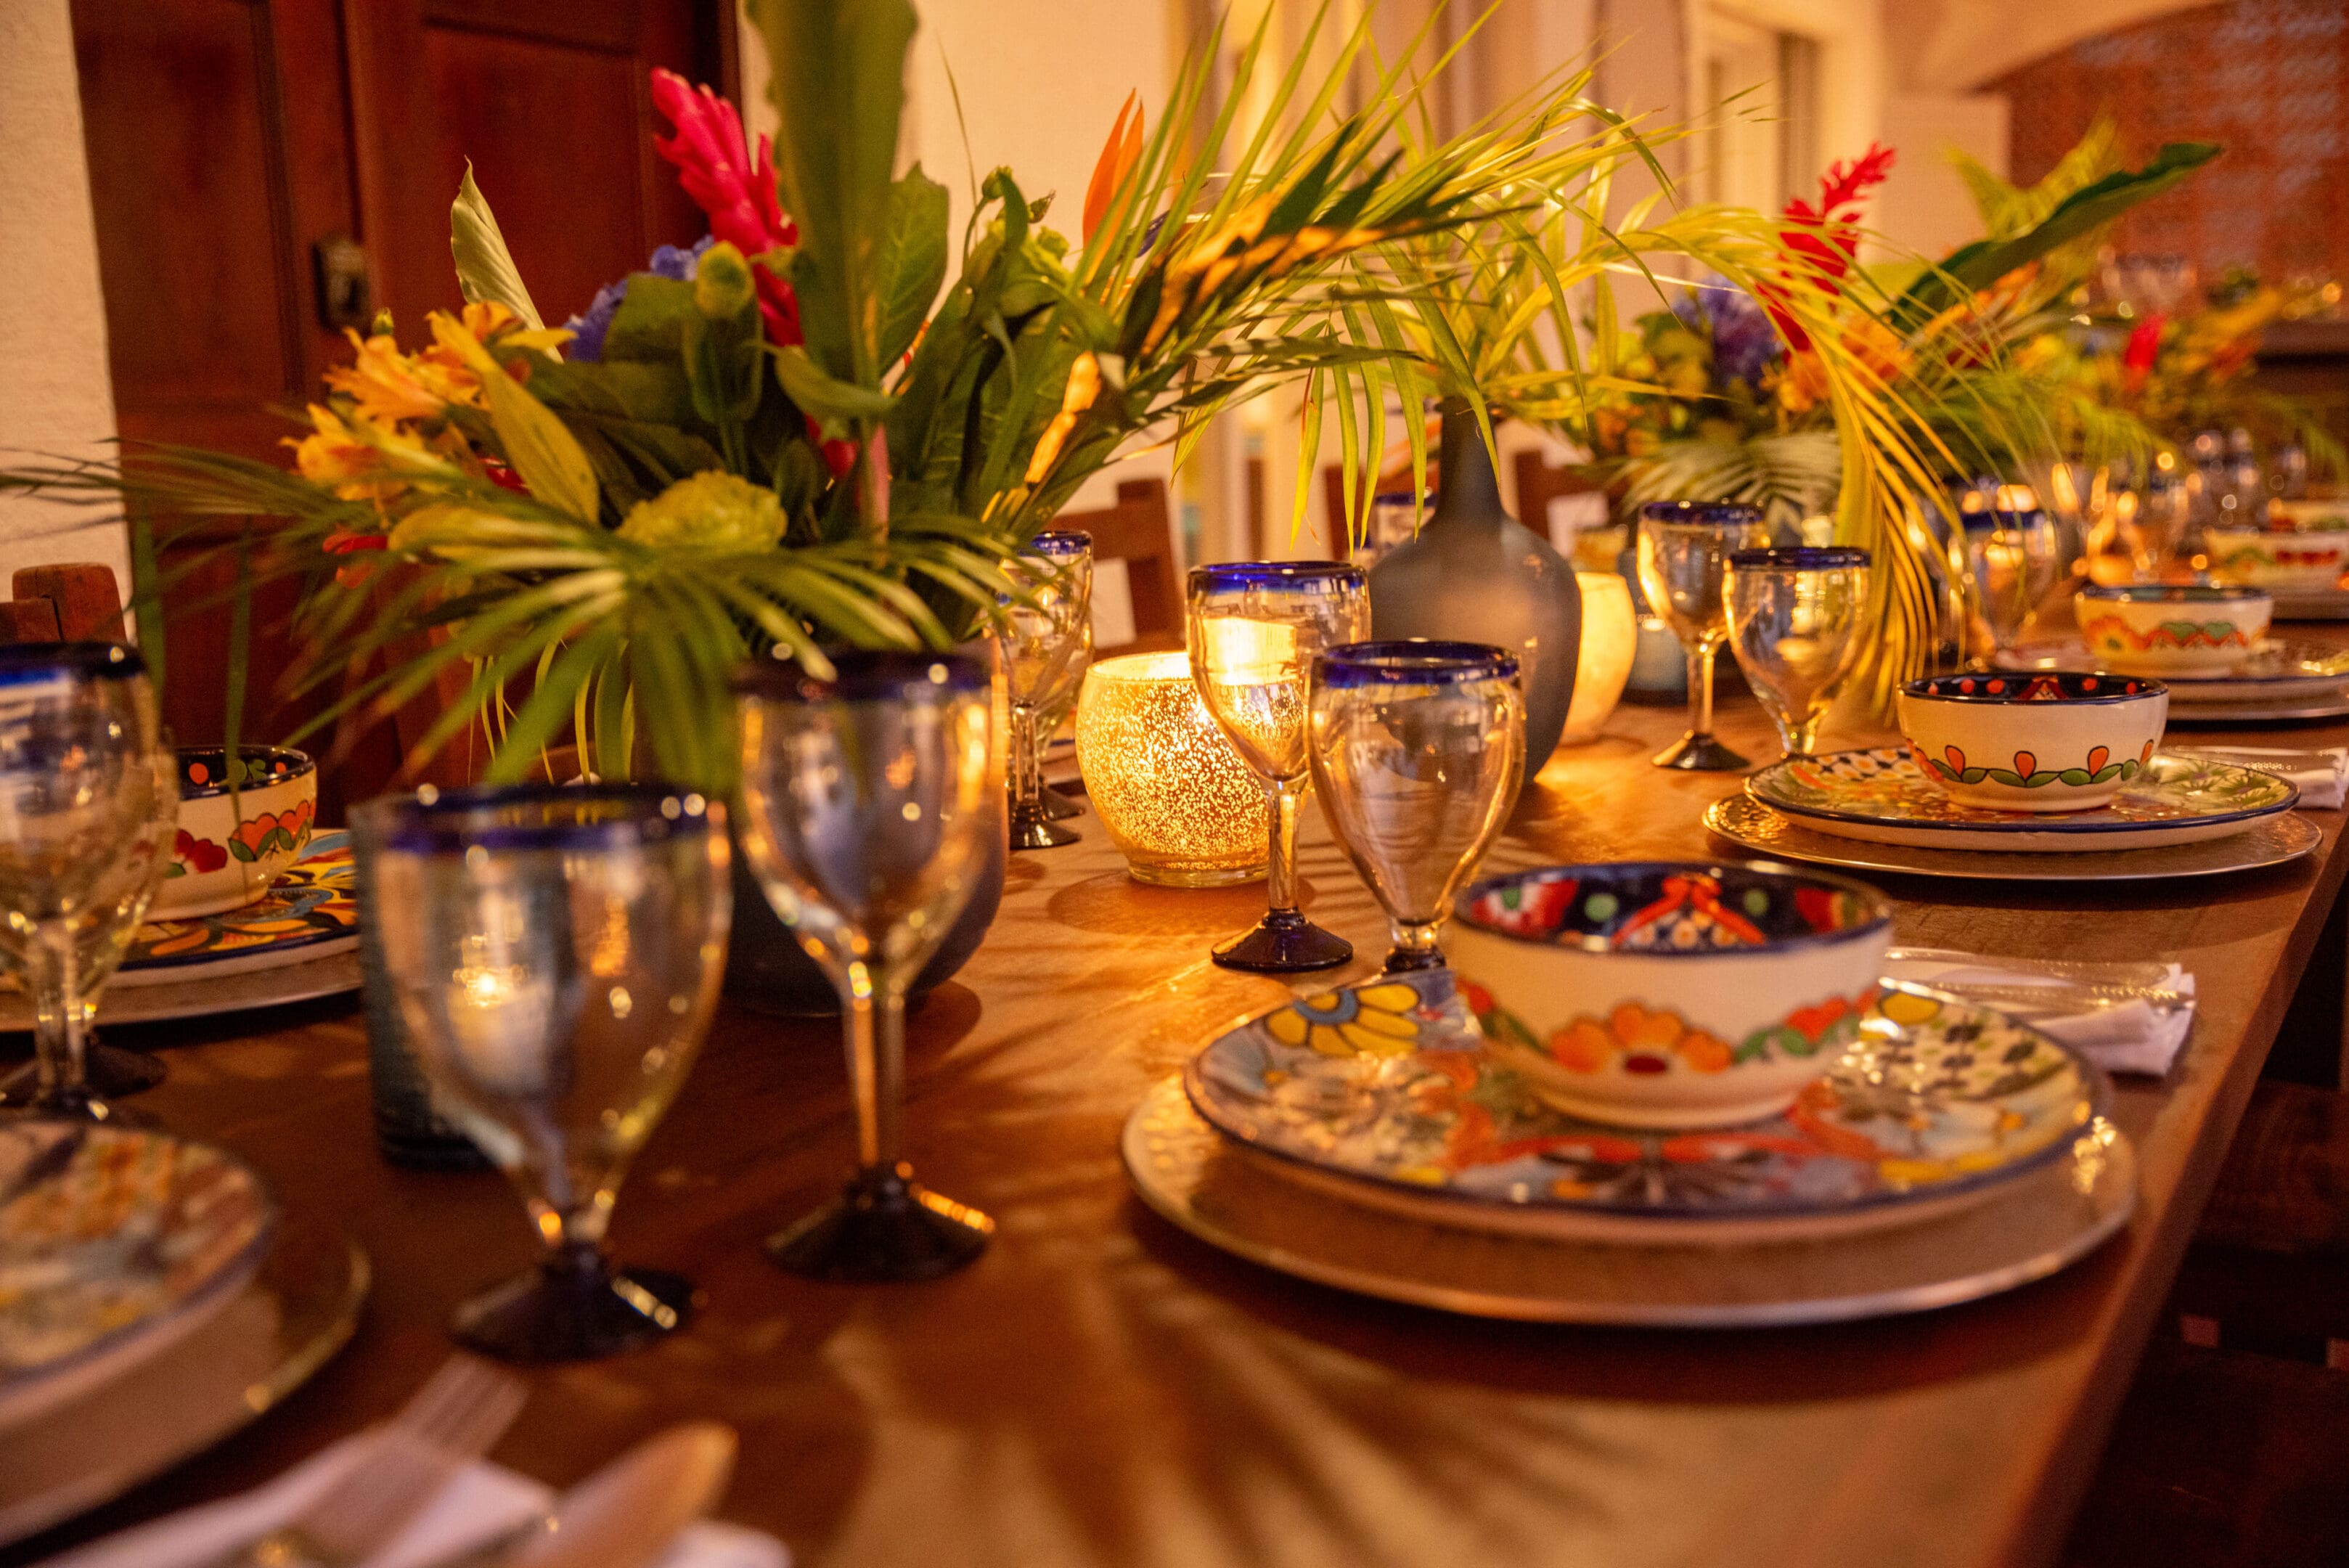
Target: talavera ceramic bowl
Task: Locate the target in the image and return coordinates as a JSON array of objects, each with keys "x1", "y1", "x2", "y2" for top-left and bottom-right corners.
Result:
[
  {"x1": 2076, "y1": 584, "x2": 2272, "y2": 675},
  {"x1": 1450, "y1": 862, "x2": 1892, "y2": 1128},
  {"x1": 2205, "y1": 527, "x2": 2349, "y2": 590},
  {"x1": 152, "y1": 747, "x2": 319, "y2": 919},
  {"x1": 1897, "y1": 671, "x2": 2167, "y2": 812}
]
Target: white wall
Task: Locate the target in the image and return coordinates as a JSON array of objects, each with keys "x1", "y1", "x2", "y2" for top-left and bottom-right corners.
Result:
[
  {"x1": 0, "y1": 0, "x2": 131, "y2": 591},
  {"x1": 1874, "y1": 91, "x2": 2009, "y2": 261}
]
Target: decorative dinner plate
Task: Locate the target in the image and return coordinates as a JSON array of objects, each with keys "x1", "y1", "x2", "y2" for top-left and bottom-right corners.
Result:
[
  {"x1": 0, "y1": 1123, "x2": 277, "y2": 1429},
  {"x1": 1746, "y1": 747, "x2": 2297, "y2": 852},
  {"x1": 1706, "y1": 794, "x2": 2324, "y2": 883},
  {"x1": 0, "y1": 951, "x2": 361, "y2": 1035},
  {"x1": 1995, "y1": 642, "x2": 2349, "y2": 702},
  {"x1": 1182, "y1": 970, "x2": 2107, "y2": 1245},
  {"x1": 113, "y1": 833, "x2": 358, "y2": 984},
  {"x1": 0, "y1": 1204, "x2": 367, "y2": 1545},
  {"x1": 1125, "y1": 1077, "x2": 2137, "y2": 1326}
]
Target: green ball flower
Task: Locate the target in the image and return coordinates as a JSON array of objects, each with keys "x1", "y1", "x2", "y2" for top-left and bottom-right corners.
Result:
[{"x1": 618, "y1": 471, "x2": 785, "y2": 552}]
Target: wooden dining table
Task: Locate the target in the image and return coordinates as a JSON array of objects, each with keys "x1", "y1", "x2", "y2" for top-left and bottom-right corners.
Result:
[{"x1": 15, "y1": 639, "x2": 2349, "y2": 1568}]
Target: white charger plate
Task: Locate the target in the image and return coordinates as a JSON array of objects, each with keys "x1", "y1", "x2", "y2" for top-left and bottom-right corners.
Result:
[
  {"x1": 1997, "y1": 641, "x2": 2349, "y2": 701},
  {"x1": 1746, "y1": 748, "x2": 2297, "y2": 853}
]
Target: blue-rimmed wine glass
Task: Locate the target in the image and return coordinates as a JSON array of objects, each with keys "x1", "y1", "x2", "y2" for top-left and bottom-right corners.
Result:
[
  {"x1": 998, "y1": 531, "x2": 1093, "y2": 850},
  {"x1": 1723, "y1": 547, "x2": 1871, "y2": 760},
  {"x1": 1960, "y1": 507, "x2": 2062, "y2": 662},
  {"x1": 735, "y1": 650, "x2": 997, "y2": 1281},
  {"x1": 1307, "y1": 641, "x2": 1524, "y2": 971},
  {"x1": 1187, "y1": 561, "x2": 1371, "y2": 973},
  {"x1": 352, "y1": 783, "x2": 730, "y2": 1360},
  {"x1": 1635, "y1": 501, "x2": 1770, "y2": 769},
  {"x1": 0, "y1": 644, "x2": 168, "y2": 1122}
]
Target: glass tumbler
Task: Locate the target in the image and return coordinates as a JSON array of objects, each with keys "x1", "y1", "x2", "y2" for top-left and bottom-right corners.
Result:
[
  {"x1": 997, "y1": 531, "x2": 1093, "y2": 850},
  {"x1": 1635, "y1": 502, "x2": 1770, "y2": 769},
  {"x1": 0, "y1": 644, "x2": 168, "y2": 1122},
  {"x1": 354, "y1": 784, "x2": 731, "y2": 1361},
  {"x1": 1307, "y1": 642, "x2": 1524, "y2": 971},
  {"x1": 1187, "y1": 561, "x2": 1372, "y2": 973},
  {"x1": 735, "y1": 651, "x2": 997, "y2": 1281},
  {"x1": 1723, "y1": 547, "x2": 1871, "y2": 760}
]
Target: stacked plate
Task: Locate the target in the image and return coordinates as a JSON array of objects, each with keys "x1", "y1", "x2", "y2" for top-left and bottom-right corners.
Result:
[
  {"x1": 1707, "y1": 747, "x2": 2319, "y2": 882},
  {"x1": 1997, "y1": 642, "x2": 2349, "y2": 724},
  {"x1": 1122, "y1": 968, "x2": 2136, "y2": 1325},
  {"x1": 0, "y1": 833, "x2": 361, "y2": 1032},
  {"x1": 0, "y1": 1123, "x2": 367, "y2": 1543}
]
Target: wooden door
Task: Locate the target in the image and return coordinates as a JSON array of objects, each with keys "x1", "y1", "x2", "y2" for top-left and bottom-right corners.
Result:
[{"x1": 72, "y1": 0, "x2": 727, "y2": 809}]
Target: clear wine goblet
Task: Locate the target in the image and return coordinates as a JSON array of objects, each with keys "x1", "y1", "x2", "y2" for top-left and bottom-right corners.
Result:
[
  {"x1": 1187, "y1": 561, "x2": 1371, "y2": 973},
  {"x1": 1307, "y1": 641, "x2": 1524, "y2": 972},
  {"x1": 353, "y1": 783, "x2": 731, "y2": 1361},
  {"x1": 1723, "y1": 547, "x2": 1871, "y2": 761},
  {"x1": 1635, "y1": 501, "x2": 1770, "y2": 770},
  {"x1": 0, "y1": 644, "x2": 168, "y2": 1122},
  {"x1": 998, "y1": 531, "x2": 1093, "y2": 850},
  {"x1": 1960, "y1": 507, "x2": 2062, "y2": 662},
  {"x1": 0, "y1": 743, "x2": 178, "y2": 1111},
  {"x1": 735, "y1": 650, "x2": 997, "y2": 1281}
]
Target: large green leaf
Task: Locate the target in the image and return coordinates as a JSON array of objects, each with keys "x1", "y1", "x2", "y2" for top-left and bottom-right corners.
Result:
[
  {"x1": 877, "y1": 166, "x2": 950, "y2": 369},
  {"x1": 749, "y1": 0, "x2": 916, "y2": 387},
  {"x1": 772, "y1": 346, "x2": 899, "y2": 436},
  {"x1": 449, "y1": 164, "x2": 544, "y2": 330},
  {"x1": 1900, "y1": 142, "x2": 2221, "y2": 319},
  {"x1": 600, "y1": 275, "x2": 698, "y2": 363}
]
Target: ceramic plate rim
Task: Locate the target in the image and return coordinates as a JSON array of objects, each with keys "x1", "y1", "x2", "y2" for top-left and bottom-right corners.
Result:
[
  {"x1": 1704, "y1": 795, "x2": 2324, "y2": 883},
  {"x1": 1748, "y1": 748, "x2": 2298, "y2": 838},
  {"x1": 1996, "y1": 642, "x2": 2349, "y2": 693},
  {"x1": 1182, "y1": 976, "x2": 2108, "y2": 1233}
]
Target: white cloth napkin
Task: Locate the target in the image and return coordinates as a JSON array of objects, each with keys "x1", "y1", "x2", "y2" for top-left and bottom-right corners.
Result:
[
  {"x1": 43, "y1": 1435, "x2": 788, "y2": 1568},
  {"x1": 1883, "y1": 955, "x2": 2196, "y2": 1077},
  {"x1": 2170, "y1": 745, "x2": 2348, "y2": 809}
]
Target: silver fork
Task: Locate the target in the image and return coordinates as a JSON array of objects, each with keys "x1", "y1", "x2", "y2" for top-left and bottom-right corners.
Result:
[{"x1": 206, "y1": 1355, "x2": 527, "y2": 1568}]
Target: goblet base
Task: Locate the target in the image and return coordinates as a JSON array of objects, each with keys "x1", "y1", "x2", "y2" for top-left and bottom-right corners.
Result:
[
  {"x1": 769, "y1": 1164, "x2": 993, "y2": 1282},
  {"x1": 1654, "y1": 731, "x2": 1750, "y2": 772},
  {"x1": 0, "y1": 1040, "x2": 166, "y2": 1111},
  {"x1": 453, "y1": 1245, "x2": 694, "y2": 1363},
  {"x1": 1040, "y1": 783, "x2": 1083, "y2": 821},
  {"x1": 1381, "y1": 945, "x2": 1447, "y2": 974},
  {"x1": 1212, "y1": 910, "x2": 1352, "y2": 973},
  {"x1": 1010, "y1": 814, "x2": 1080, "y2": 851}
]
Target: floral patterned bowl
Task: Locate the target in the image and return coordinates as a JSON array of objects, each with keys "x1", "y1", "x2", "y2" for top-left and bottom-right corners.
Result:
[
  {"x1": 2076, "y1": 584, "x2": 2271, "y2": 676},
  {"x1": 2205, "y1": 527, "x2": 2349, "y2": 590},
  {"x1": 150, "y1": 747, "x2": 318, "y2": 919},
  {"x1": 1448, "y1": 862, "x2": 1892, "y2": 1128},
  {"x1": 1896, "y1": 671, "x2": 2167, "y2": 813}
]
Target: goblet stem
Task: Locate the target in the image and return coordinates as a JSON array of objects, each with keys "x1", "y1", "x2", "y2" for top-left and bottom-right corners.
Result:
[
  {"x1": 1009, "y1": 703, "x2": 1042, "y2": 820},
  {"x1": 1385, "y1": 920, "x2": 1445, "y2": 973},
  {"x1": 1265, "y1": 782, "x2": 1302, "y2": 917},
  {"x1": 1688, "y1": 641, "x2": 1717, "y2": 739},
  {"x1": 25, "y1": 923, "x2": 93, "y2": 1116},
  {"x1": 1783, "y1": 708, "x2": 1826, "y2": 759},
  {"x1": 841, "y1": 960, "x2": 904, "y2": 1176}
]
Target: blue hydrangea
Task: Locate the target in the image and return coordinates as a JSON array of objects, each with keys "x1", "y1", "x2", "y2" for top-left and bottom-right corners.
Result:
[
  {"x1": 563, "y1": 235, "x2": 716, "y2": 363},
  {"x1": 1696, "y1": 277, "x2": 1784, "y2": 390}
]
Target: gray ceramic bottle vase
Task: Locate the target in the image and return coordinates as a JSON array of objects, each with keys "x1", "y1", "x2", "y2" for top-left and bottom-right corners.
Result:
[{"x1": 1366, "y1": 407, "x2": 1582, "y2": 785}]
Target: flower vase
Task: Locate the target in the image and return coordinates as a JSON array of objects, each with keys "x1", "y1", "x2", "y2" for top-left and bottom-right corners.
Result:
[{"x1": 1366, "y1": 406, "x2": 1582, "y2": 783}]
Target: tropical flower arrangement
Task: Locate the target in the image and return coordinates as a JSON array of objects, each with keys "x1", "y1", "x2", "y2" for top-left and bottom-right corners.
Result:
[{"x1": 11, "y1": 0, "x2": 1875, "y2": 787}]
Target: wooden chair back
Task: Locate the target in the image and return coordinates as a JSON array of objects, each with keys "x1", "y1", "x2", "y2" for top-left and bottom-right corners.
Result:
[
  {"x1": 0, "y1": 563, "x2": 123, "y2": 646},
  {"x1": 1054, "y1": 478, "x2": 1185, "y2": 654}
]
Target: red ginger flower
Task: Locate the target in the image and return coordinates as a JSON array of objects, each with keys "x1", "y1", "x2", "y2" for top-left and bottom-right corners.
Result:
[
  {"x1": 648, "y1": 69, "x2": 803, "y2": 348},
  {"x1": 1761, "y1": 142, "x2": 1895, "y2": 354},
  {"x1": 2121, "y1": 314, "x2": 2165, "y2": 392}
]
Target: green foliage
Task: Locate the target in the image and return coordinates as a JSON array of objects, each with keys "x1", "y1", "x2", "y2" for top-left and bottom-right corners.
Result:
[{"x1": 449, "y1": 164, "x2": 545, "y2": 330}]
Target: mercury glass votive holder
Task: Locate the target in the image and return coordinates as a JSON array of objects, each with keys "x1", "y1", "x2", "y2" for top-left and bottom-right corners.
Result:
[{"x1": 1075, "y1": 651, "x2": 1270, "y2": 888}]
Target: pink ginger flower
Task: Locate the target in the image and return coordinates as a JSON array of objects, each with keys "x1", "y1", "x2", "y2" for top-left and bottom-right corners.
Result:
[{"x1": 649, "y1": 69, "x2": 802, "y2": 348}]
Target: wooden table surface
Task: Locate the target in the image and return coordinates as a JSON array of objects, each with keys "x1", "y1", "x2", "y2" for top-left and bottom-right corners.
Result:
[{"x1": 16, "y1": 653, "x2": 2349, "y2": 1568}]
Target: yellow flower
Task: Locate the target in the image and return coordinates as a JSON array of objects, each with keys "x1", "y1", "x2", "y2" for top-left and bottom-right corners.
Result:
[
  {"x1": 287, "y1": 404, "x2": 449, "y2": 502},
  {"x1": 327, "y1": 330, "x2": 478, "y2": 424},
  {"x1": 618, "y1": 471, "x2": 786, "y2": 552},
  {"x1": 1023, "y1": 351, "x2": 1103, "y2": 485},
  {"x1": 1265, "y1": 982, "x2": 1423, "y2": 1058}
]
